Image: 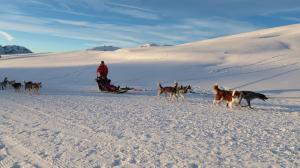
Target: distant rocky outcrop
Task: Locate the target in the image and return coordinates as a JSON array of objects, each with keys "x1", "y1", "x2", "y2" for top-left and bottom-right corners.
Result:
[
  {"x1": 0, "y1": 45, "x2": 32, "y2": 55},
  {"x1": 87, "y1": 46, "x2": 120, "y2": 51}
]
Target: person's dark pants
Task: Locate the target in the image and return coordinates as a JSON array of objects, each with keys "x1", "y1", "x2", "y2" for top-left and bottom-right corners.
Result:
[{"x1": 97, "y1": 77, "x2": 108, "y2": 91}]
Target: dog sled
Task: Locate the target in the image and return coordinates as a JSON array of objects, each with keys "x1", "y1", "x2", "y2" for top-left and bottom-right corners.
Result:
[{"x1": 96, "y1": 77, "x2": 132, "y2": 94}]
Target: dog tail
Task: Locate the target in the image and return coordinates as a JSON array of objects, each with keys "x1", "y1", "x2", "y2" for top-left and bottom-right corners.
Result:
[
  {"x1": 259, "y1": 93, "x2": 268, "y2": 101},
  {"x1": 232, "y1": 90, "x2": 237, "y2": 97}
]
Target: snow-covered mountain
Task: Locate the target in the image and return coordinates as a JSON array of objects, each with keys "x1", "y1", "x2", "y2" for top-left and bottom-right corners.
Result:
[
  {"x1": 0, "y1": 45, "x2": 32, "y2": 55},
  {"x1": 0, "y1": 24, "x2": 299, "y2": 167},
  {"x1": 86, "y1": 45, "x2": 120, "y2": 51},
  {"x1": 140, "y1": 43, "x2": 159, "y2": 48}
]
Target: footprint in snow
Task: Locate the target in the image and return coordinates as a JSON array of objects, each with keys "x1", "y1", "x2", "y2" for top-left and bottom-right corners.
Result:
[
  {"x1": 112, "y1": 159, "x2": 121, "y2": 167},
  {"x1": 189, "y1": 163, "x2": 199, "y2": 168}
]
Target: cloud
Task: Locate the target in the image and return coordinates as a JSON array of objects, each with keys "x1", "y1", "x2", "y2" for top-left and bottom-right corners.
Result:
[
  {"x1": 105, "y1": 2, "x2": 160, "y2": 20},
  {"x1": 106, "y1": 2, "x2": 156, "y2": 13},
  {"x1": 0, "y1": 12, "x2": 259, "y2": 48},
  {"x1": 261, "y1": 7, "x2": 300, "y2": 16},
  {"x1": 0, "y1": 14, "x2": 143, "y2": 46},
  {"x1": 0, "y1": 30, "x2": 14, "y2": 41},
  {"x1": 184, "y1": 18, "x2": 258, "y2": 35},
  {"x1": 280, "y1": 17, "x2": 300, "y2": 22},
  {"x1": 13, "y1": 0, "x2": 161, "y2": 20},
  {"x1": 50, "y1": 19, "x2": 89, "y2": 27},
  {"x1": 106, "y1": 6, "x2": 160, "y2": 20}
]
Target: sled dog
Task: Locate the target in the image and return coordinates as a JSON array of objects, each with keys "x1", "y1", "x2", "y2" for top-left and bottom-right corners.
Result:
[
  {"x1": 0, "y1": 77, "x2": 8, "y2": 90},
  {"x1": 30, "y1": 82, "x2": 42, "y2": 94},
  {"x1": 238, "y1": 91, "x2": 268, "y2": 108},
  {"x1": 24, "y1": 81, "x2": 33, "y2": 92},
  {"x1": 157, "y1": 82, "x2": 178, "y2": 100},
  {"x1": 8, "y1": 80, "x2": 16, "y2": 88},
  {"x1": 176, "y1": 85, "x2": 192, "y2": 99},
  {"x1": 12, "y1": 83, "x2": 22, "y2": 92},
  {"x1": 212, "y1": 84, "x2": 241, "y2": 108}
]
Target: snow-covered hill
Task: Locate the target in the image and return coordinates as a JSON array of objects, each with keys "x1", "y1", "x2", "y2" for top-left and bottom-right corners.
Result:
[
  {"x1": 1, "y1": 24, "x2": 299, "y2": 96},
  {"x1": 0, "y1": 24, "x2": 299, "y2": 167},
  {"x1": 86, "y1": 45, "x2": 120, "y2": 51}
]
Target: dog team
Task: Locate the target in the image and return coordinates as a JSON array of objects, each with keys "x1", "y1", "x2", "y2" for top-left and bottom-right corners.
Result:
[
  {"x1": 1, "y1": 76, "x2": 267, "y2": 108},
  {"x1": 0, "y1": 77, "x2": 42, "y2": 94},
  {"x1": 157, "y1": 82, "x2": 268, "y2": 109},
  {"x1": 157, "y1": 82, "x2": 192, "y2": 100}
]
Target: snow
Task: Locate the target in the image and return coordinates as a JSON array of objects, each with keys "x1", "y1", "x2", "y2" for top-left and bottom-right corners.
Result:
[{"x1": 0, "y1": 24, "x2": 300, "y2": 167}]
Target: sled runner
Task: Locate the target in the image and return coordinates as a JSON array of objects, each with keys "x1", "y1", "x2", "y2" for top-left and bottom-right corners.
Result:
[
  {"x1": 101, "y1": 89, "x2": 128, "y2": 94},
  {"x1": 96, "y1": 77, "x2": 129, "y2": 94}
]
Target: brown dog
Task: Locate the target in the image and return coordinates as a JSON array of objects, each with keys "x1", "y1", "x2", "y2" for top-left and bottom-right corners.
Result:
[
  {"x1": 157, "y1": 82, "x2": 178, "y2": 100},
  {"x1": 30, "y1": 82, "x2": 42, "y2": 95},
  {"x1": 212, "y1": 84, "x2": 241, "y2": 108}
]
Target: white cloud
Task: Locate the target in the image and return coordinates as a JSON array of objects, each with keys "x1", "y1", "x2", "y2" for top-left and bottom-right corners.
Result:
[
  {"x1": 184, "y1": 18, "x2": 258, "y2": 34},
  {"x1": 105, "y1": 2, "x2": 160, "y2": 20},
  {"x1": 51, "y1": 19, "x2": 89, "y2": 27},
  {"x1": 0, "y1": 30, "x2": 14, "y2": 41},
  {"x1": 0, "y1": 12, "x2": 258, "y2": 47},
  {"x1": 261, "y1": 7, "x2": 300, "y2": 16},
  {"x1": 108, "y1": 7, "x2": 160, "y2": 20},
  {"x1": 281, "y1": 17, "x2": 300, "y2": 22},
  {"x1": 106, "y1": 2, "x2": 155, "y2": 13},
  {"x1": 19, "y1": 0, "x2": 160, "y2": 20}
]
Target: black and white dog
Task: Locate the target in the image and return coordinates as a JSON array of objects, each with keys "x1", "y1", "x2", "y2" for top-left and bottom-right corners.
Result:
[
  {"x1": 176, "y1": 85, "x2": 192, "y2": 99},
  {"x1": 0, "y1": 77, "x2": 8, "y2": 90},
  {"x1": 232, "y1": 90, "x2": 268, "y2": 108}
]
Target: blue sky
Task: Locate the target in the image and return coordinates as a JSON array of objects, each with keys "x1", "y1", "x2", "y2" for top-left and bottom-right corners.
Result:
[{"x1": 0, "y1": 0, "x2": 300, "y2": 52}]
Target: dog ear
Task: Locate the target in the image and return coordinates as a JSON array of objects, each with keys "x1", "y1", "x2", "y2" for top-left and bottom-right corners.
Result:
[
  {"x1": 173, "y1": 81, "x2": 178, "y2": 87},
  {"x1": 212, "y1": 84, "x2": 219, "y2": 93},
  {"x1": 157, "y1": 82, "x2": 162, "y2": 88},
  {"x1": 213, "y1": 83, "x2": 219, "y2": 89}
]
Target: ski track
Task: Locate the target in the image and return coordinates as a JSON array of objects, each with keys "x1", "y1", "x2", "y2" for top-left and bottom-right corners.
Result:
[{"x1": 0, "y1": 91, "x2": 299, "y2": 167}]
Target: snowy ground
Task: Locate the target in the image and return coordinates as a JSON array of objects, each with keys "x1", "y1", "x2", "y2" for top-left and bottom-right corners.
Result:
[
  {"x1": 0, "y1": 91, "x2": 299, "y2": 167},
  {"x1": 0, "y1": 24, "x2": 300, "y2": 167}
]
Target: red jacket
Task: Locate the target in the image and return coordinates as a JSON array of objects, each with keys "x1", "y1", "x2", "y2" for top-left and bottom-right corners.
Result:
[{"x1": 97, "y1": 64, "x2": 108, "y2": 78}]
